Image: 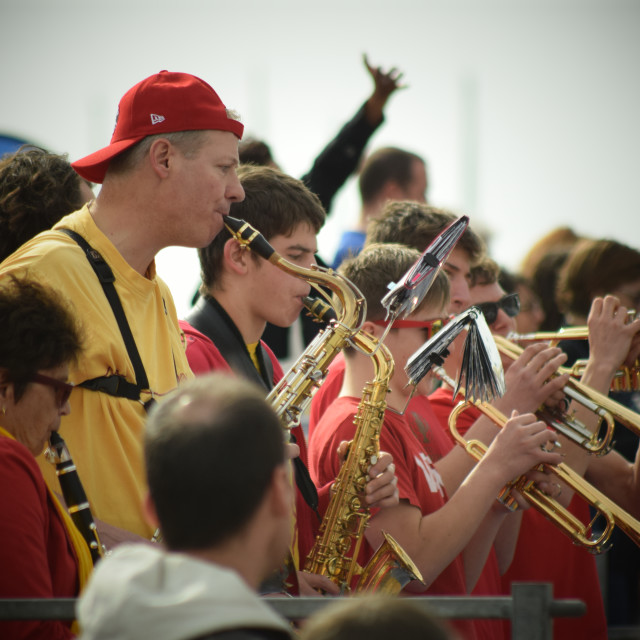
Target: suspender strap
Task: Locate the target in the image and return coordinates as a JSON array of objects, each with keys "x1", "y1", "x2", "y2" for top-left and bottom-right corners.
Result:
[
  {"x1": 58, "y1": 229, "x2": 150, "y2": 403},
  {"x1": 186, "y1": 295, "x2": 319, "y2": 516}
]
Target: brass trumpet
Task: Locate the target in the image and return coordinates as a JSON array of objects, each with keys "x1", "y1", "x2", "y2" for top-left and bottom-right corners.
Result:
[
  {"x1": 509, "y1": 310, "x2": 639, "y2": 392},
  {"x1": 494, "y1": 335, "x2": 640, "y2": 455},
  {"x1": 448, "y1": 397, "x2": 640, "y2": 553}
]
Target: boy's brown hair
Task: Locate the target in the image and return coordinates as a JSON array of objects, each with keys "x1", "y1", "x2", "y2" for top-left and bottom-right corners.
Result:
[
  {"x1": 199, "y1": 165, "x2": 326, "y2": 292},
  {"x1": 366, "y1": 201, "x2": 485, "y2": 267}
]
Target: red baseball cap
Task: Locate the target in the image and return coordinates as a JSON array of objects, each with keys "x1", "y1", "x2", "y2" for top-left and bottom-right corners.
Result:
[{"x1": 72, "y1": 70, "x2": 244, "y2": 184}]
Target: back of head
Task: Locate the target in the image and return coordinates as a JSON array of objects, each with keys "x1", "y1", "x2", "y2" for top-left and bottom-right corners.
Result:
[
  {"x1": 0, "y1": 146, "x2": 91, "y2": 262},
  {"x1": 299, "y1": 595, "x2": 456, "y2": 640},
  {"x1": 556, "y1": 238, "x2": 640, "y2": 319},
  {"x1": 520, "y1": 226, "x2": 581, "y2": 280},
  {"x1": 144, "y1": 373, "x2": 285, "y2": 551},
  {"x1": 365, "y1": 200, "x2": 485, "y2": 266},
  {"x1": 238, "y1": 137, "x2": 276, "y2": 167},
  {"x1": 198, "y1": 164, "x2": 326, "y2": 291},
  {"x1": 358, "y1": 147, "x2": 427, "y2": 205},
  {"x1": 0, "y1": 275, "x2": 82, "y2": 401},
  {"x1": 339, "y1": 242, "x2": 449, "y2": 321}
]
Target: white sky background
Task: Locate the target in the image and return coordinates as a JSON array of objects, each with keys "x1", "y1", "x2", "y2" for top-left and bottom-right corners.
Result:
[{"x1": 1, "y1": 0, "x2": 639, "y2": 319}]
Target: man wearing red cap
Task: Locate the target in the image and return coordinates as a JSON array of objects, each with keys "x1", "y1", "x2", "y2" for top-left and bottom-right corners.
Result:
[{"x1": 0, "y1": 71, "x2": 245, "y2": 539}]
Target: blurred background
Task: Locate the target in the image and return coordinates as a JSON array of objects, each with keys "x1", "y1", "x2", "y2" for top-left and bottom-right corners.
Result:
[{"x1": 2, "y1": 0, "x2": 639, "y2": 317}]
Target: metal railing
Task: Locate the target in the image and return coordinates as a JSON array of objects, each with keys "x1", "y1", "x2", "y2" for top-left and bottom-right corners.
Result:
[{"x1": 0, "y1": 582, "x2": 585, "y2": 640}]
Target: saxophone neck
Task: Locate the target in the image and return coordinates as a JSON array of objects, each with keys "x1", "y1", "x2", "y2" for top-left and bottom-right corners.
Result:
[{"x1": 351, "y1": 330, "x2": 395, "y2": 390}]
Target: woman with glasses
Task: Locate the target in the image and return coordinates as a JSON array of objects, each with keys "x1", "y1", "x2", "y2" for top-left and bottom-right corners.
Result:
[{"x1": 0, "y1": 276, "x2": 92, "y2": 639}]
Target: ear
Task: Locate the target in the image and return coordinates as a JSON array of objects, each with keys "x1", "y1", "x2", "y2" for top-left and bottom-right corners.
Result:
[
  {"x1": 142, "y1": 491, "x2": 160, "y2": 529},
  {"x1": 361, "y1": 319, "x2": 385, "y2": 339},
  {"x1": 0, "y1": 375, "x2": 15, "y2": 406},
  {"x1": 223, "y1": 237, "x2": 252, "y2": 276},
  {"x1": 269, "y1": 464, "x2": 294, "y2": 519},
  {"x1": 148, "y1": 138, "x2": 173, "y2": 179}
]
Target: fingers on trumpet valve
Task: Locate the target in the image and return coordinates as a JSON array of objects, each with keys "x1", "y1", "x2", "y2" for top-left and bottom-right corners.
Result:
[{"x1": 521, "y1": 467, "x2": 563, "y2": 499}]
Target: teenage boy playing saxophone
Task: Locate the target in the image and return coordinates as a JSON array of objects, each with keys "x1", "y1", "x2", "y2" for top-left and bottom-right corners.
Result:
[{"x1": 179, "y1": 165, "x2": 399, "y2": 595}]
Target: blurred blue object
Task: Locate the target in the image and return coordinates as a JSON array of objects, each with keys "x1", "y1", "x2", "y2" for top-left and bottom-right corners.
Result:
[{"x1": 0, "y1": 133, "x2": 34, "y2": 157}]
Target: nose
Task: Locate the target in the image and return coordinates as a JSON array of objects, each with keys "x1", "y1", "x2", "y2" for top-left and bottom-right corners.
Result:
[
  {"x1": 226, "y1": 171, "x2": 245, "y2": 203},
  {"x1": 60, "y1": 399, "x2": 72, "y2": 417},
  {"x1": 448, "y1": 276, "x2": 472, "y2": 314},
  {"x1": 492, "y1": 308, "x2": 516, "y2": 337}
]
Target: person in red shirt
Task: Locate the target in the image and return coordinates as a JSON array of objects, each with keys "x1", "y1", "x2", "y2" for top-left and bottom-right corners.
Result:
[
  {"x1": 307, "y1": 203, "x2": 572, "y2": 640},
  {"x1": 0, "y1": 277, "x2": 93, "y2": 639},
  {"x1": 431, "y1": 255, "x2": 640, "y2": 640},
  {"x1": 308, "y1": 242, "x2": 564, "y2": 640}
]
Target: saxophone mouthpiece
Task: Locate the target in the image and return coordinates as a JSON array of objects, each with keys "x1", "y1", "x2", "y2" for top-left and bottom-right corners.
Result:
[
  {"x1": 224, "y1": 216, "x2": 245, "y2": 233},
  {"x1": 303, "y1": 296, "x2": 338, "y2": 323},
  {"x1": 224, "y1": 217, "x2": 275, "y2": 261}
]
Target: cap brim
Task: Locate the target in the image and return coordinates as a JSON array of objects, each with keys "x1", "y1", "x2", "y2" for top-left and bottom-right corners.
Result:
[{"x1": 71, "y1": 137, "x2": 143, "y2": 184}]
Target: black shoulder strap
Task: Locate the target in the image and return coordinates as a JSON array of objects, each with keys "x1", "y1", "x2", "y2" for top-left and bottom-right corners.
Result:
[
  {"x1": 186, "y1": 296, "x2": 318, "y2": 517},
  {"x1": 186, "y1": 296, "x2": 274, "y2": 390},
  {"x1": 59, "y1": 228, "x2": 151, "y2": 406}
]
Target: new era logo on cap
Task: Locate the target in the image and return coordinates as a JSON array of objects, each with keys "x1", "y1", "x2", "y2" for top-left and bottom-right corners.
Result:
[{"x1": 150, "y1": 114, "x2": 165, "y2": 125}]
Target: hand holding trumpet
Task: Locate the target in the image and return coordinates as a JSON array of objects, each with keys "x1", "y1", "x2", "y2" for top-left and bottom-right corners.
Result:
[
  {"x1": 586, "y1": 295, "x2": 640, "y2": 378},
  {"x1": 461, "y1": 409, "x2": 564, "y2": 497}
]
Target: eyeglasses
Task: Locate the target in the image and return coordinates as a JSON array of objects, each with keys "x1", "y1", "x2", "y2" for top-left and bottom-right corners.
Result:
[
  {"x1": 31, "y1": 374, "x2": 75, "y2": 408},
  {"x1": 372, "y1": 317, "x2": 449, "y2": 340},
  {"x1": 475, "y1": 293, "x2": 520, "y2": 325}
]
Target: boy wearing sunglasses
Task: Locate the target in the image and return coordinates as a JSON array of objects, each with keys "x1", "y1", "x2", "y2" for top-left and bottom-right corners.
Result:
[
  {"x1": 308, "y1": 242, "x2": 563, "y2": 640},
  {"x1": 431, "y1": 255, "x2": 640, "y2": 640},
  {"x1": 306, "y1": 205, "x2": 575, "y2": 640}
]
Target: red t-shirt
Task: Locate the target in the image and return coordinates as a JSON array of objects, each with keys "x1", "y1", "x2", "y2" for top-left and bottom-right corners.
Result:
[
  {"x1": 308, "y1": 353, "x2": 346, "y2": 437},
  {"x1": 310, "y1": 364, "x2": 506, "y2": 640},
  {"x1": 429, "y1": 384, "x2": 608, "y2": 640},
  {"x1": 0, "y1": 436, "x2": 78, "y2": 639},
  {"x1": 309, "y1": 396, "x2": 477, "y2": 640}
]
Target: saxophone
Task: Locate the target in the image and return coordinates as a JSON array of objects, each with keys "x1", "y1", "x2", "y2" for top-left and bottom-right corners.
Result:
[
  {"x1": 304, "y1": 330, "x2": 423, "y2": 593},
  {"x1": 225, "y1": 216, "x2": 368, "y2": 595},
  {"x1": 224, "y1": 216, "x2": 366, "y2": 430}
]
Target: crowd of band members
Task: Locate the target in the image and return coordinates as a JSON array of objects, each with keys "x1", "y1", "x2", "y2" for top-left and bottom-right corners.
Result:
[{"x1": 0, "y1": 62, "x2": 639, "y2": 640}]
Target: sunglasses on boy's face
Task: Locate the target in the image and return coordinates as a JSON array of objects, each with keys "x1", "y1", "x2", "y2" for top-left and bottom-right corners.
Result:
[
  {"x1": 372, "y1": 317, "x2": 450, "y2": 341},
  {"x1": 31, "y1": 373, "x2": 75, "y2": 408},
  {"x1": 475, "y1": 293, "x2": 520, "y2": 325}
]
